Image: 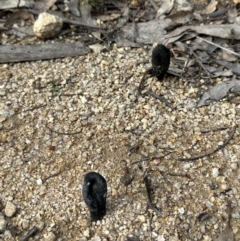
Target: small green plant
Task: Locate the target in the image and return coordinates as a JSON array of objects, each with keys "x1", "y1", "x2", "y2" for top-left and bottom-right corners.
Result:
[{"x1": 49, "y1": 81, "x2": 61, "y2": 93}]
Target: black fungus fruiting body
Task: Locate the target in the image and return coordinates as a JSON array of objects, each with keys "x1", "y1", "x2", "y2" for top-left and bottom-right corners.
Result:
[
  {"x1": 150, "y1": 44, "x2": 171, "y2": 80},
  {"x1": 82, "y1": 172, "x2": 107, "y2": 221}
]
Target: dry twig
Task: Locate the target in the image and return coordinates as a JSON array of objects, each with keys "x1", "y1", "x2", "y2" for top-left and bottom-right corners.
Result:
[
  {"x1": 144, "y1": 176, "x2": 162, "y2": 216},
  {"x1": 178, "y1": 125, "x2": 237, "y2": 162},
  {"x1": 46, "y1": 125, "x2": 82, "y2": 135},
  {"x1": 136, "y1": 69, "x2": 150, "y2": 100},
  {"x1": 23, "y1": 104, "x2": 47, "y2": 112},
  {"x1": 149, "y1": 0, "x2": 159, "y2": 12},
  {"x1": 200, "y1": 126, "x2": 228, "y2": 133},
  {"x1": 21, "y1": 226, "x2": 39, "y2": 241},
  {"x1": 186, "y1": 46, "x2": 211, "y2": 78},
  {"x1": 197, "y1": 36, "x2": 240, "y2": 57},
  {"x1": 146, "y1": 89, "x2": 175, "y2": 109}
]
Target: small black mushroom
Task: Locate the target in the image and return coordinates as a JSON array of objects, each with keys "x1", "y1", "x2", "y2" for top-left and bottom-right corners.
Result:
[
  {"x1": 82, "y1": 172, "x2": 107, "y2": 221},
  {"x1": 149, "y1": 44, "x2": 171, "y2": 80}
]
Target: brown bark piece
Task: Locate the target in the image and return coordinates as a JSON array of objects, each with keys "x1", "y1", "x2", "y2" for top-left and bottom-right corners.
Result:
[{"x1": 0, "y1": 43, "x2": 90, "y2": 63}]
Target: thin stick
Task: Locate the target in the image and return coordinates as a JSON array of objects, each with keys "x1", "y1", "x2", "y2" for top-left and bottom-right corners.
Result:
[
  {"x1": 186, "y1": 46, "x2": 211, "y2": 77},
  {"x1": 144, "y1": 176, "x2": 162, "y2": 216},
  {"x1": 23, "y1": 104, "x2": 47, "y2": 112},
  {"x1": 197, "y1": 36, "x2": 240, "y2": 57},
  {"x1": 146, "y1": 89, "x2": 175, "y2": 110},
  {"x1": 167, "y1": 172, "x2": 187, "y2": 177},
  {"x1": 227, "y1": 200, "x2": 232, "y2": 227},
  {"x1": 43, "y1": 169, "x2": 66, "y2": 182},
  {"x1": 200, "y1": 126, "x2": 228, "y2": 133},
  {"x1": 137, "y1": 69, "x2": 150, "y2": 100},
  {"x1": 46, "y1": 125, "x2": 82, "y2": 135},
  {"x1": 178, "y1": 125, "x2": 237, "y2": 161},
  {"x1": 149, "y1": 0, "x2": 159, "y2": 12},
  {"x1": 21, "y1": 226, "x2": 38, "y2": 241}
]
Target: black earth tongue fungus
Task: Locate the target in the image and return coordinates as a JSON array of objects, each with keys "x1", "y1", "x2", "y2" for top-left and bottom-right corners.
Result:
[
  {"x1": 149, "y1": 44, "x2": 171, "y2": 80},
  {"x1": 82, "y1": 172, "x2": 107, "y2": 222},
  {"x1": 137, "y1": 44, "x2": 171, "y2": 97}
]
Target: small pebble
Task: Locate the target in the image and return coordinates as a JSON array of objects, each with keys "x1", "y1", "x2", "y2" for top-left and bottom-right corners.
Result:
[
  {"x1": 138, "y1": 215, "x2": 146, "y2": 223},
  {"x1": 83, "y1": 228, "x2": 90, "y2": 237},
  {"x1": 5, "y1": 201, "x2": 17, "y2": 217},
  {"x1": 173, "y1": 182, "x2": 182, "y2": 189},
  {"x1": 158, "y1": 235, "x2": 165, "y2": 241},
  {"x1": 36, "y1": 179, "x2": 43, "y2": 185},
  {"x1": 178, "y1": 207, "x2": 185, "y2": 214},
  {"x1": 212, "y1": 168, "x2": 219, "y2": 178},
  {"x1": 91, "y1": 237, "x2": 101, "y2": 241},
  {"x1": 43, "y1": 231, "x2": 56, "y2": 241}
]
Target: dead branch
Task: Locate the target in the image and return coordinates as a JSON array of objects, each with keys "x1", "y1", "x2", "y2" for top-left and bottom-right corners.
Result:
[
  {"x1": 124, "y1": 73, "x2": 134, "y2": 83},
  {"x1": 186, "y1": 46, "x2": 211, "y2": 78},
  {"x1": 200, "y1": 126, "x2": 228, "y2": 133},
  {"x1": 136, "y1": 69, "x2": 150, "y2": 101},
  {"x1": 227, "y1": 200, "x2": 232, "y2": 227},
  {"x1": 178, "y1": 125, "x2": 237, "y2": 162},
  {"x1": 167, "y1": 172, "x2": 187, "y2": 177},
  {"x1": 197, "y1": 36, "x2": 240, "y2": 57},
  {"x1": 21, "y1": 226, "x2": 39, "y2": 241},
  {"x1": 146, "y1": 89, "x2": 175, "y2": 110},
  {"x1": 43, "y1": 170, "x2": 65, "y2": 182},
  {"x1": 149, "y1": 0, "x2": 159, "y2": 12},
  {"x1": 46, "y1": 125, "x2": 82, "y2": 135},
  {"x1": 128, "y1": 140, "x2": 143, "y2": 154},
  {"x1": 23, "y1": 104, "x2": 47, "y2": 112},
  {"x1": 144, "y1": 176, "x2": 162, "y2": 216}
]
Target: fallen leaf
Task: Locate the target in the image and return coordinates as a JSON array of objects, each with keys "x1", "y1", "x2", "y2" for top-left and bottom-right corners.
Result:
[
  {"x1": 80, "y1": 0, "x2": 95, "y2": 25},
  {"x1": 227, "y1": 6, "x2": 238, "y2": 24},
  {"x1": 0, "y1": 0, "x2": 34, "y2": 9},
  {"x1": 175, "y1": 0, "x2": 193, "y2": 11},
  {"x1": 219, "y1": 47, "x2": 238, "y2": 62},
  {"x1": 5, "y1": 9, "x2": 34, "y2": 27},
  {"x1": 200, "y1": 0, "x2": 218, "y2": 15},
  {"x1": 9, "y1": 25, "x2": 35, "y2": 38},
  {"x1": 68, "y1": 0, "x2": 80, "y2": 17},
  {"x1": 156, "y1": 0, "x2": 174, "y2": 18},
  {"x1": 89, "y1": 43, "x2": 107, "y2": 54},
  {"x1": 115, "y1": 19, "x2": 172, "y2": 46},
  {"x1": 35, "y1": 0, "x2": 57, "y2": 12},
  {"x1": 213, "y1": 59, "x2": 240, "y2": 75},
  {"x1": 168, "y1": 10, "x2": 194, "y2": 25},
  {"x1": 197, "y1": 80, "x2": 240, "y2": 107},
  {"x1": 166, "y1": 24, "x2": 240, "y2": 44}
]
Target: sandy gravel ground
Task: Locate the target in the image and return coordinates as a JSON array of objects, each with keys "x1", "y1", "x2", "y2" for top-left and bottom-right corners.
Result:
[{"x1": 1, "y1": 45, "x2": 240, "y2": 241}]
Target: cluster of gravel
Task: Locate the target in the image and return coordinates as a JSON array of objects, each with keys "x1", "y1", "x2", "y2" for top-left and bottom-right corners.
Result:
[{"x1": 1, "y1": 45, "x2": 240, "y2": 241}]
